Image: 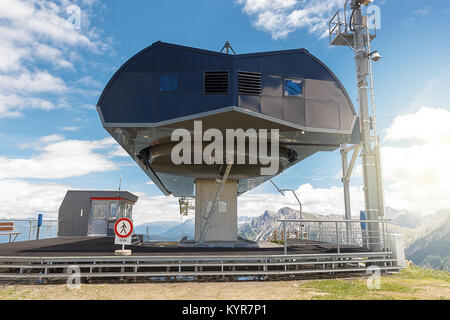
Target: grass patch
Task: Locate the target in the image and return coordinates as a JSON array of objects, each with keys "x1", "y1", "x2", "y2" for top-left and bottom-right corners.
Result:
[
  {"x1": 303, "y1": 276, "x2": 417, "y2": 300},
  {"x1": 379, "y1": 281, "x2": 417, "y2": 294},
  {"x1": 0, "y1": 286, "x2": 31, "y2": 300},
  {"x1": 400, "y1": 266, "x2": 450, "y2": 283},
  {"x1": 304, "y1": 279, "x2": 368, "y2": 299}
]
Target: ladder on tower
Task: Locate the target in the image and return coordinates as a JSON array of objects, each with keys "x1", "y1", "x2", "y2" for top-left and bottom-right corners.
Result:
[{"x1": 197, "y1": 163, "x2": 233, "y2": 243}]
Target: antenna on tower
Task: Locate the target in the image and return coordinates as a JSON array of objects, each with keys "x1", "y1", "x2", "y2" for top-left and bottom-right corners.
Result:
[
  {"x1": 220, "y1": 41, "x2": 236, "y2": 55},
  {"x1": 118, "y1": 174, "x2": 122, "y2": 191}
]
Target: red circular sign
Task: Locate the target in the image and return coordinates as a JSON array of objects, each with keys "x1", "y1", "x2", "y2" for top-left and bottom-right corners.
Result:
[{"x1": 114, "y1": 218, "x2": 133, "y2": 238}]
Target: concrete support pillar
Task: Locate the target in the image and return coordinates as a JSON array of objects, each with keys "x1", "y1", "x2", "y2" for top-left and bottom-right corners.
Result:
[{"x1": 194, "y1": 179, "x2": 238, "y2": 242}]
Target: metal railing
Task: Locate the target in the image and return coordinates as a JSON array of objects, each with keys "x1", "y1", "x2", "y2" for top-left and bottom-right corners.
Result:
[
  {"x1": 277, "y1": 218, "x2": 391, "y2": 254},
  {"x1": 329, "y1": 10, "x2": 346, "y2": 44},
  {"x1": 0, "y1": 251, "x2": 400, "y2": 280},
  {"x1": 0, "y1": 219, "x2": 59, "y2": 243}
]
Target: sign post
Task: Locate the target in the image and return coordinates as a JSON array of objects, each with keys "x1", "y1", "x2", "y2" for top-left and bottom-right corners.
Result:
[
  {"x1": 114, "y1": 217, "x2": 133, "y2": 256},
  {"x1": 36, "y1": 214, "x2": 43, "y2": 240}
]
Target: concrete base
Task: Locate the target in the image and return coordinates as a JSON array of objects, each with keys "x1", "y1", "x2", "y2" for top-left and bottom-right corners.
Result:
[
  {"x1": 194, "y1": 179, "x2": 238, "y2": 242},
  {"x1": 114, "y1": 249, "x2": 132, "y2": 256}
]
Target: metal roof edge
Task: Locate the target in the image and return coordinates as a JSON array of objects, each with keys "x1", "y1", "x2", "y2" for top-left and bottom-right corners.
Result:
[{"x1": 100, "y1": 105, "x2": 354, "y2": 135}]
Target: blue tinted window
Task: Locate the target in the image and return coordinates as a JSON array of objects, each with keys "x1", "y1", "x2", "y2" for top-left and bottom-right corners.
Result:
[
  {"x1": 284, "y1": 79, "x2": 303, "y2": 96},
  {"x1": 160, "y1": 74, "x2": 178, "y2": 92}
]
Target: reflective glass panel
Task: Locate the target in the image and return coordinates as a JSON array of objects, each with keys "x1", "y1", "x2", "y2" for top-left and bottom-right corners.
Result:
[
  {"x1": 284, "y1": 79, "x2": 303, "y2": 96},
  {"x1": 160, "y1": 74, "x2": 178, "y2": 92}
]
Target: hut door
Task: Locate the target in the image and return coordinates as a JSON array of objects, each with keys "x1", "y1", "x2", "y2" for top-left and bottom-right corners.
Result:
[{"x1": 88, "y1": 201, "x2": 108, "y2": 236}]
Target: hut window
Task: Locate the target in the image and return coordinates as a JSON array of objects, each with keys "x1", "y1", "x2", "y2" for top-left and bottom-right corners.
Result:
[
  {"x1": 160, "y1": 74, "x2": 178, "y2": 92},
  {"x1": 92, "y1": 203, "x2": 107, "y2": 219},
  {"x1": 284, "y1": 79, "x2": 303, "y2": 96}
]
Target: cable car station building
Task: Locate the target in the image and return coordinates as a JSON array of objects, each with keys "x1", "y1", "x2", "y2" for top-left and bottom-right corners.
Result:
[{"x1": 97, "y1": 41, "x2": 359, "y2": 244}]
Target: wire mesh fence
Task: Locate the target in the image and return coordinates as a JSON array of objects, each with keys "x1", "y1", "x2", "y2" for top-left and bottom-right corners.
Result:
[{"x1": 274, "y1": 219, "x2": 391, "y2": 252}]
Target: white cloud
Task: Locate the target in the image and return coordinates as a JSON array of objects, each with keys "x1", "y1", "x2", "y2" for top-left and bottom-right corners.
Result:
[
  {"x1": 34, "y1": 43, "x2": 74, "y2": 70},
  {"x1": 0, "y1": 0, "x2": 109, "y2": 118},
  {"x1": 0, "y1": 0, "x2": 97, "y2": 49},
  {"x1": 381, "y1": 107, "x2": 450, "y2": 214},
  {"x1": 19, "y1": 134, "x2": 64, "y2": 149},
  {"x1": 0, "y1": 94, "x2": 55, "y2": 118},
  {"x1": 385, "y1": 107, "x2": 450, "y2": 144},
  {"x1": 131, "y1": 194, "x2": 180, "y2": 225},
  {"x1": 236, "y1": 0, "x2": 344, "y2": 39},
  {"x1": 108, "y1": 145, "x2": 129, "y2": 158},
  {"x1": 409, "y1": 72, "x2": 450, "y2": 111},
  {"x1": 80, "y1": 104, "x2": 97, "y2": 110},
  {"x1": 0, "y1": 179, "x2": 69, "y2": 219},
  {"x1": 238, "y1": 183, "x2": 364, "y2": 218},
  {"x1": 77, "y1": 76, "x2": 104, "y2": 88},
  {"x1": 0, "y1": 136, "x2": 120, "y2": 179},
  {"x1": 61, "y1": 126, "x2": 80, "y2": 131},
  {"x1": 39, "y1": 134, "x2": 65, "y2": 143},
  {"x1": 414, "y1": 6, "x2": 430, "y2": 17},
  {"x1": 0, "y1": 71, "x2": 67, "y2": 93}
]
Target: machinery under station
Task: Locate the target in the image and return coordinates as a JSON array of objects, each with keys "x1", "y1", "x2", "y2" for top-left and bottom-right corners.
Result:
[{"x1": 0, "y1": 1, "x2": 406, "y2": 282}]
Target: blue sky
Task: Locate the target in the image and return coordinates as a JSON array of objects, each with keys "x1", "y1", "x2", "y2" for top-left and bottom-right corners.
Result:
[{"x1": 0, "y1": 0, "x2": 449, "y2": 223}]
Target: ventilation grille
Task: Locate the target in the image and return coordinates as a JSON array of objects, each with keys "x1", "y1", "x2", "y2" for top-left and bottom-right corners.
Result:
[
  {"x1": 204, "y1": 71, "x2": 229, "y2": 94},
  {"x1": 238, "y1": 71, "x2": 261, "y2": 95}
]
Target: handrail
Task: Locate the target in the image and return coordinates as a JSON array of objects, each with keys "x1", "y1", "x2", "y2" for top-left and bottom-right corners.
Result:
[
  {"x1": 278, "y1": 218, "x2": 390, "y2": 223},
  {"x1": 0, "y1": 219, "x2": 59, "y2": 222},
  {"x1": 277, "y1": 218, "x2": 390, "y2": 255}
]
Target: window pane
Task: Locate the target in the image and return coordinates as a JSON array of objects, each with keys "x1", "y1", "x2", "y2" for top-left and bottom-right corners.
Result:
[
  {"x1": 284, "y1": 79, "x2": 303, "y2": 96},
  {"x1": 160, "y1": 74, "x2": 178, "y2": 92},
  {"x1": 92, "y1": 203, "x2": 107, "y2": 219},
  {"x1": 119, "y1": 202, "x2": 126, "y2": 218},
  {"x1": 109, "y1": 202, "x2": 117, "y2": 219},
  {"x1": 127, "y1": 204, "x2": 132, "y2": 218}
]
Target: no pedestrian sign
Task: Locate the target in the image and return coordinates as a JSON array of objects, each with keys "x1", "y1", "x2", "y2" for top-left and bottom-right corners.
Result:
[{"x1": 114, "y1": 217, "x2": 133, "y2": 245}]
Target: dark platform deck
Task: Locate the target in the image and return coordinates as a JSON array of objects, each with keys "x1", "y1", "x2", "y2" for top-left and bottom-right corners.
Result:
[{"x1": 0, "y1": 237, "x2": 368, "y2": 257}]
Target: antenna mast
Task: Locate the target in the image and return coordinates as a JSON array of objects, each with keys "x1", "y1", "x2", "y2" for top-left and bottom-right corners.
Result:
[
  {"x1": 220, "y1": 41, "x2": 236, "y2": 55},
  {"x1": 329, "y1": 0, "x2": 385, "y2": 251}
]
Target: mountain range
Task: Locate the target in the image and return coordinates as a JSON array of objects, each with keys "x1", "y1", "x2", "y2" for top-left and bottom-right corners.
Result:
[
  {"x1": 135, "y1": 219, "x2": 194, "y2": 241},
  {"x1": 404, "y1": 209, "x2": 450, "y2": 271},
  {"x1": 238, "y1": 207, "x2": 323, "y2": 241}
]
